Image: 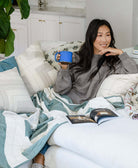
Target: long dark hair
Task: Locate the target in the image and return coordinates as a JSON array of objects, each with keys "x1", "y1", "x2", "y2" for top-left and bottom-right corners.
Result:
[{"x1": 71, "y1": 19, "x2": 120, "y2": 78}]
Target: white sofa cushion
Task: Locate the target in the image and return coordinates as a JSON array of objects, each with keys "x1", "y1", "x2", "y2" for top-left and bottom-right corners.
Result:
[
  {"x1": 96, "y1": 73, "x2": 138, "y2": 98},
  {"x1": 15, "y1": 43, "x2": 57, "y2": 95},
  {"x1": 0, "y1": 68, "x2": 36, "y2": 113}
]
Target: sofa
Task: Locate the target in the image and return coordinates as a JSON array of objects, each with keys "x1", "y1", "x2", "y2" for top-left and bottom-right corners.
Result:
[{"x1": 0, "y1": 41, "x2": 138, "y2": 168}]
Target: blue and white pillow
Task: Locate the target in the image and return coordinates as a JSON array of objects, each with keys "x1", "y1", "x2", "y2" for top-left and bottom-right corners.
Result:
[{"x1": 0, "y1": 56, "x2": 19, "y2": 72}]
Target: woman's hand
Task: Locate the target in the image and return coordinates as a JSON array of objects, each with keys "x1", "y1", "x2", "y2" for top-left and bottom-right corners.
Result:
[
  {"x1": 59, "y1": 62, "x2": 69, "y2": 70},
  {"x1": 98, "y1": 47, "x2": 123, "y2": 56},
  {"x1": 56, "y1": 52, "x2": 69, "y2": 70}
]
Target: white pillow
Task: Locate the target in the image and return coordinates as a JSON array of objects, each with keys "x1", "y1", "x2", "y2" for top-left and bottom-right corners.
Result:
[
  {"x1": 96, "y1": 73, "x2": 138, "y2": 98},
  {"x1": 43, "y1": 41, "x2": 83, "y2": 70},
  {"x1": 15, "y1": 43, "x2": 57, "y2": 95},
  {"x1": 0, "y1": 68, "x2": 36, "y2": 113}
]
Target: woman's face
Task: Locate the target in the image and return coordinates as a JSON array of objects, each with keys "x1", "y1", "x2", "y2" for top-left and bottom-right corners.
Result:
[{"x1": 93, "y1": 25, "x2": 111, "y2": 55}]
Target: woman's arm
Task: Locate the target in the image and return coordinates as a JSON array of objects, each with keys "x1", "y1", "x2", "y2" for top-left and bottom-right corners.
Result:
[
  {"x1": 54, "y1": 52, "x2": 80, "y2": 95},
  {"x1": 99, "y1": 47, "x2": 138, "y2": 74},
  {"x1": 53, "y1": 67, "x2": 73, "y2": 95},
  {"x1": 98, "y1": 47, "x2": 123, "y2": 56},
  {"x1": 115, "y1": 52, "x2": 138, "y2": 74}
]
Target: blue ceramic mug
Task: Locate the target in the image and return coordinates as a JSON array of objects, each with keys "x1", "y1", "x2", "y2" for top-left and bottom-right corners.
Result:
[{"x1": 55, "y1": 51, "x2": 73, "y2": 63}]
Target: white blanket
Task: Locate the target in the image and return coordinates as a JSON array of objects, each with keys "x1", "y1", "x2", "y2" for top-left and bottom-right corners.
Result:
[
  {"x1": 48, "y1": 118, "x2": 138, "y2": 168},
  {"x1": 45, "y1": 146, "x2": 103, "y2": 168}
]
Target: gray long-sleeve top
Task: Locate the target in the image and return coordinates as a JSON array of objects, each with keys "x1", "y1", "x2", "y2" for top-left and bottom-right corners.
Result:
[{"x1": 54, "y1": 52, "x2": 138, "y2": 104}]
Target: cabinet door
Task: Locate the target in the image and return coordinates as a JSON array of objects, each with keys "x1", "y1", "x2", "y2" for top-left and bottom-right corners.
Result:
[
  {"x1": 45, "y1": 15, "x2": 60, "y2": 41},
  {"x1": 59, "y1": 16, "x2": 85, "y2": 41},
  {"x1": 28, "y1": 14, "x2": 46, "y2": 45},
  {"x1": 11, "y1": 24, "x2": 28, "y2": 56},
  {"x1": 29, "y1": 14, "x2": 60, "y2": 45},
  {"x1": 11, "y1": 12, "x2": 28, "y2": 56}
]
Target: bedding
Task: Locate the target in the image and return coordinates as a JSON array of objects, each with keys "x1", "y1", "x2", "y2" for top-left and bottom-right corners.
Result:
[
  {"x1": 1, "y1": 42, "x2": 138, "y2": 168},
  {"x1": 48, "y1": 118, "x2": 138, "y2": 168},
  {"x1": 1, "y1": 87, "x2": 138, "y2": 168},
  {"x1": 45, "y1": 146, "x2": 103, "y2": 168}
]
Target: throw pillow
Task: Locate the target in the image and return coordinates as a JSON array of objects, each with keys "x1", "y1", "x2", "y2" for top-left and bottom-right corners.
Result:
[
  {"x1": 123, "y1": 85, "x2": 138, "y2": 116},
  {"x1": 40, "y1": 40, "x2": 66, "y2": 51},
  {"x1": 43, "y1": 41, "x2": 83, "y2": 70},
  {"x1": 96, "y1": 73, "x2": 138, "y2": 98},
  {"x1": 15, "y1": 43, "x2": 57, "y2": 95},
  {"x1": 0, "y1": 68, "x2": 36, "y2": 113},
  {"x1": 0, "y1": 56, "x2": 19, "y2": 72}
]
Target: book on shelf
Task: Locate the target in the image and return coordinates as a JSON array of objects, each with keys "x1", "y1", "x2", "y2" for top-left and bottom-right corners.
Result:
[
  {"x1": 66, "y1": 108, "x2": 118, "y2": 125},
  {"x1": 133, "y1": 45, "x2": 138, "y2": 55}
]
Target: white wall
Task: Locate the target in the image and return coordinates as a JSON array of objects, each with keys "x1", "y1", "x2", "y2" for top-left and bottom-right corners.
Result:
[
  {"x1": 28, "y1": 0, "x2": 37, "y2": 6},
  {"x1": 132, "y1": 0, "x2": 138, "y2": 46},
  {"x1": 86, "y1": 0, "x2": 133, "y2": 49}
]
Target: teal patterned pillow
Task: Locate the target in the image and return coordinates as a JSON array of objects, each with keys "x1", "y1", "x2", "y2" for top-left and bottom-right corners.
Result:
[
  {"x1": 44, "y1": 41, "x2": 83, "y2": 70},
  {"x1": 0, "y1": 56, "x2": 19, "y2": 72}
]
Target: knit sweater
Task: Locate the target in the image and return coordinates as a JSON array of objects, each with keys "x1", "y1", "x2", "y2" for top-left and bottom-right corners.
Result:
[{"x1": 54, "y1": 52, "x2": 138, "y2": 104}]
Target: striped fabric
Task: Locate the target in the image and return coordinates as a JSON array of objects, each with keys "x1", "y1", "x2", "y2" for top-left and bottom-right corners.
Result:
[
  {"x1": 0, "y1": 87, "x2": 137, "y2": 168},
  {"x1": 0, "y1": 68, "x2": 36, "y2": 113}
]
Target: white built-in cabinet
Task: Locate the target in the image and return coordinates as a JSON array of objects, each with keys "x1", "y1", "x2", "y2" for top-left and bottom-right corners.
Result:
[
  {"x1": 10, "y1": 11, "x2": 85, "y2": 56},
  {"x1": 28, "y1": 14, "x2": 60, "y2": 44},
  {"x1": 28, "y1": 13, "x2": 85, "y2": 45},
  {"x1": 59, "y1": 16, "x2": 85, "y2": 42}
]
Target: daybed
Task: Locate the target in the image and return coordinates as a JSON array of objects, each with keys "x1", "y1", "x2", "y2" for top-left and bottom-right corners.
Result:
[{"x1": 0, "y1": 41, "x2": 138, "y2": 168}]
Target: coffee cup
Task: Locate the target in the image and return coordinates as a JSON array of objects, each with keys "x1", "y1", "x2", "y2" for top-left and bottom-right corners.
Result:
[{"x1": 55, "y1": 51, "x2": 73, "y2": 63}]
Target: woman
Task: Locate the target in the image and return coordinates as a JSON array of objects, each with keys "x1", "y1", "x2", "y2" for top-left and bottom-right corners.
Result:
[
  {"x1": 32, "y1": 144, "x2": 49, "y2": 168},
  {"x1": 54, "y1": 18, "x2": 138, "y2": 104},
  {"x1": 32, "y1": 18, "x2": 138, "y2": 168}
]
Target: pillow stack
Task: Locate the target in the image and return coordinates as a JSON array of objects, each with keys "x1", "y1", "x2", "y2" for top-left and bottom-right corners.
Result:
[{"x1": 0, "y1": 41, "x2": 83, "y2": 113}]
